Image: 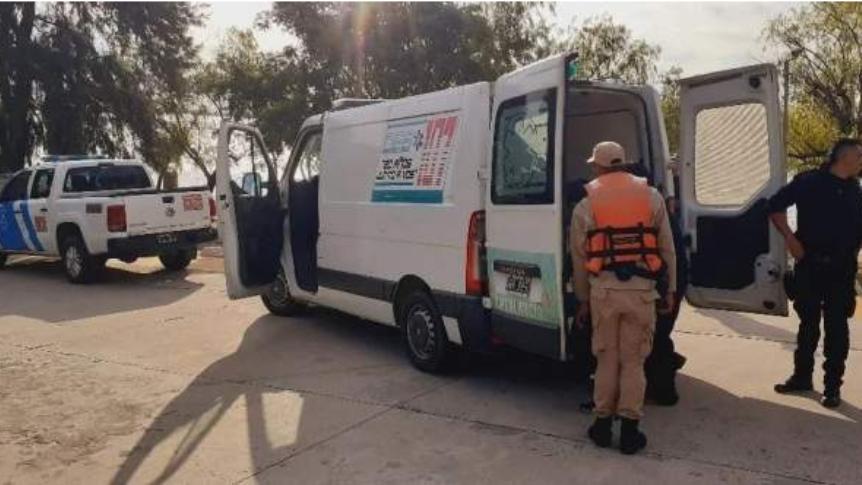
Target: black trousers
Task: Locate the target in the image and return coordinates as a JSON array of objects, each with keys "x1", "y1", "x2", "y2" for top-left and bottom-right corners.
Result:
[
  {"x1": 791, "y1": 257, "x2": 855, "y2": 393},
  {"x1": 645, "y1": 294, "x2": 683, "y2": 395}
]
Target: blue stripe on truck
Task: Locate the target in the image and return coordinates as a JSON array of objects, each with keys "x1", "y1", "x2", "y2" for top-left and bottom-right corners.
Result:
[
  {"x1": 19, "y1": 201, "x2": 44, "y2": 252},
  {"x1": 0, "y1": 202, "x2": 26, "y2": 251}
]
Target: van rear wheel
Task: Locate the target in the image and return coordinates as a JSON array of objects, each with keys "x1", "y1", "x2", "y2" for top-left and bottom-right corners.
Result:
[
  {"x1": 261, "y1": 270, "x2": 305, "y2": 317},
  {"x1": 398, "y1": 291, "x2": 455, "y2": 373}
]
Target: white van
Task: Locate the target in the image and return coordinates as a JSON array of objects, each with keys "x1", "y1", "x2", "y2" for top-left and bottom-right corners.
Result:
[{"x1": 215, "y1": 54, "x2": 788, "y2": 372}]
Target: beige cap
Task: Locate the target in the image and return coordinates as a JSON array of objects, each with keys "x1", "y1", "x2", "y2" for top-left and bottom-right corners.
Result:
[{"x1": 587, "y1": 141, "x2": 630, "y2": 168}]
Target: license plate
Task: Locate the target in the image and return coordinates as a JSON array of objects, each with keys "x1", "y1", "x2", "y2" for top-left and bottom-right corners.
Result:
[
  {"x1": 156, "y1": 233, "x2": 177, "y2": 244},
  {"x1": 183, "y1": 194, "x2": 204, "y2": 211},
  {"x1": 505, "y1": 273, "x2": 531, "y2": 296}
]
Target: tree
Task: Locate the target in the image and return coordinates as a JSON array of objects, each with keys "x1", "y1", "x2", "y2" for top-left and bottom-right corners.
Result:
[
  {"x1": 660, "y1": 66, "x2": 683, "y2": 155},
  {"x1": 766, "y1": 3, "x2": 862, "y2": 168},
  {"x1": 255, "y1": 2, "x2": 553, "y2": 153},
  {"x1": 0, "y1": 3, "x2": 37, "y2": 174},
  {"x1": 0, "y1": 2, "x2": 202, "y2": 177},
  {"x1": 553, "y1": 15, "x2": 662, "y2": 84}
]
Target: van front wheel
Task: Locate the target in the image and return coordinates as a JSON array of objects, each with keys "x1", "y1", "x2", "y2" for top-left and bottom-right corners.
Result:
[
  {"x1": 399, "y1": 291, "x2": 455, "y2": 373},
  {"x1": 261, "y1": 271, "x2": 305, "y2": 317}
]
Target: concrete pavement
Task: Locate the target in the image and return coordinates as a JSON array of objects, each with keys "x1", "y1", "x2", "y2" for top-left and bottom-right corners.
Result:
[{"x1": 0, "y1": 256, "x2": 860, "y2": 484}]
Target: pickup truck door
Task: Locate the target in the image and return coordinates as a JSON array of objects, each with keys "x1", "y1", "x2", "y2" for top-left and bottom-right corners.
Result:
[
  {"x1": 485, "y1": 55, "x2": 567, "y2": 360},
  {"x1": 216, "y1": 123, "x2": 283, "y2": 298},
  {"x1": 26, "y1": 168, "x2": 56, "y2": 254},
  {"x1": 0, "y1": 170, "x2": 36, "y2": 252},
  {"x1": 678, "y1": 64, "x2": 788, "y2": 316}
]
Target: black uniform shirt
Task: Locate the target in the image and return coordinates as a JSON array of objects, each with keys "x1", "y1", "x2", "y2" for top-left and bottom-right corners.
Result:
[{"x1": 767, "y1": 169, "x2": 862, "y2": 259}]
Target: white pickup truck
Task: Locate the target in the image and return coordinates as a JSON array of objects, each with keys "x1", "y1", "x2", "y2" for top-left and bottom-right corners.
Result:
[{"x1": 0, "y1": 157, "x2": 217, "y2": 283}]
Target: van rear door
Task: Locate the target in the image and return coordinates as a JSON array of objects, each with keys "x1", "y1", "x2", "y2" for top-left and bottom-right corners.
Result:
[
  {"x1": 215, "y1": 123, "x2": 283, "y2": 298},
  {"x1": 678, "y1": 64, "x2": 788, "y2": 315},
  {"x1": 485, "y1": 55, "x2": 567, "y2": 359}
]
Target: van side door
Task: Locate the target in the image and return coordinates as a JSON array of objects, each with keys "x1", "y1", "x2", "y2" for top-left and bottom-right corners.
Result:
[
  {"x1": 215, "y1": 123, "x2": 283, "y2": 298},
  {"x1": 486, "y1": 56, "x2": 567, "y2": 359},
  {"x1": 678, "y1": 64, "x2": 788, "y2": 315}
]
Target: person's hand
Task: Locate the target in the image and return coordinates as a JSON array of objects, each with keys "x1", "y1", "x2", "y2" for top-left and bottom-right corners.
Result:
[
  {"x1": 576, "y1": 303, "x2": 591, "y2": 329},
  {"x1": 787, "y1": 236, "x2": 805, "y2": 261},
  {"x1": 658, "y1": 294, "x2": 675, "y2": 315}
]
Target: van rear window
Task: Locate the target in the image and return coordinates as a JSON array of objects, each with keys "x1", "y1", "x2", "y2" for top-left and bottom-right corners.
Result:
[
  {"x1": 492, "y1": 89, "x2": 556, "y2": 205},
  {"x1": 63, "y1": 165, "x2": 152, "y2": 193}
]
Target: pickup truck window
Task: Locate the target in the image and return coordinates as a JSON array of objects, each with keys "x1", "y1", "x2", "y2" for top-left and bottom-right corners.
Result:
[
  {"x1": 30, "y1": 169, "x2": 55, "y2": 199},
  {"x1": 0, "y1": 171, "x2": 31, "y2": 202},
  {"x1": 63, "y1": 165, "x2": 151, "y2": 193}
]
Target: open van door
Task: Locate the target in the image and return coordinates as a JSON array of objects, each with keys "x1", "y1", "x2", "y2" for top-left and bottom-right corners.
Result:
[
  {"x1": 678, "y1": 64, "x2": 788, "y2": 316},
  {"x1": 216, "y1": 123, "x2": 283, "y2": 298},
  {"x1": 485, "y1": 56, "x2": 567, "y2": 359}
]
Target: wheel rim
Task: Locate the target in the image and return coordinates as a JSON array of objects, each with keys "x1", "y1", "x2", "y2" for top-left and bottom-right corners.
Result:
[
  {"x1": 267, "y1": 272, "x2": 291, "y2": 306},
  {"x1": 406, "y1": 305, "x2": 436, "y2": 360},
  {"x1": 65, "y1": 245, "x2": 82, "y2": 277}
]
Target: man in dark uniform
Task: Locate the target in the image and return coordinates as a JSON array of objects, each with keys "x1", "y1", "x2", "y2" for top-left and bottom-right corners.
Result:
[
  {"x1": 645, "y1": 184, "x2": 688, "y2": 406},
  {"x1": 770, "y1": 138, "x2": 862, "y2": 408}
]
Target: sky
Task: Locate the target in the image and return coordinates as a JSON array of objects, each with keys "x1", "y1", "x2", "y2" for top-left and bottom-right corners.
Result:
[{"x1": 194, "y1": 1, "x2": 802, "y2": 78}]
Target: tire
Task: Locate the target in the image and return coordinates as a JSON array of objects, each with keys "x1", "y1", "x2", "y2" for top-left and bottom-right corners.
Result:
[
  {"x1": 398, "y1": 291, "x2": 456, "y2": 373},
  {"x1": 61, "y1": 235, "x2": 102, "y2": 284},
  {"x1": 159, "y1": 248, "x2": 196, "y2": 271},
  {"x1": 0, "y1": 252, "x2": 7, "y2": 269},
  {"x1": 261, "y1": 270, "x2": 305, "y2": 317}
]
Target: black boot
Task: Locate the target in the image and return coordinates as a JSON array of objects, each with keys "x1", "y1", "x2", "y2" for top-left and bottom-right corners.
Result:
[
  {"x1": 652, "y1": 379, "x2": 680, "y2": 406},
  {"x1": 619, "y1": 418, "x2": 647, "y2": 455},
  {"x1": 822, "y1": 389, "x2": 842, "y2": 409},
  {"x1": 587, "y1": 416, "x2": 613, "y2": 448},
  {"x1": 774, "y1": 375, "x2": 813, "y2": 394}
]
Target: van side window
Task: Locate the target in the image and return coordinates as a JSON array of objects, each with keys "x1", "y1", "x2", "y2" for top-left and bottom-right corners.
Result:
[
  {"x1": 30, "y1": 169, "x2": 55, "y2": 199},
  {"x1": 0, "y1": 171, "x2": 31, "y2": 202},
  {"x1": 492, "y1": 89, "x2": 557, "y2": 204},
  {"x1": 292, "y1": 132, "x2": 323, "y2": 182}
]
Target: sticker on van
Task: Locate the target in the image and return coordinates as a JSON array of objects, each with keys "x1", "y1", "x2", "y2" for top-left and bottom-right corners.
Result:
[{"x1": 371, "y1": 113, "x2": 459, "y2": 203}]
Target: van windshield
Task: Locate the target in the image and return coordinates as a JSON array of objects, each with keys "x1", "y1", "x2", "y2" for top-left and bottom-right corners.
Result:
[{"x1": 63, "y1": 165, "x2": 152, "y2": 193}]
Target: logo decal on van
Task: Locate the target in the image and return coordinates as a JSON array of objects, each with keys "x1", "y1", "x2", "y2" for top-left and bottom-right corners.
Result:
[{"x1": 372, "y1": 113, "x2": 460, "y2": 204}]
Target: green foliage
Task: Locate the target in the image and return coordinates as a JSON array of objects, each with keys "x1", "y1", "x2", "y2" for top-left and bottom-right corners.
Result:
[
  {"x1": 660, "y1": 66, "x2": 683, "y2": 156},
  {"x1": 0, "y1": 2, "x2": 202, "y2": 176},
  {"x1": 552, "y1": 15, "x2": 662, "y2": 84},
  {"x1": 766, "y1": 3, "x2": 862, "y2": 169}
]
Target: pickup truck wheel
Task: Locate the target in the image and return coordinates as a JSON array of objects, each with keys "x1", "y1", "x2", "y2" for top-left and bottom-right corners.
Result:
[
  {"x1": 61, "y1": 235, "x2": 101, "y2": 284},
  {"x1": 261, "y1": 271, "x2": 305, "y2": 317},
  {"x1": 0, "y1": 252, "x2": 7, "y2": 269},
  {"x1": 398, "y1": 291, "x2": 456, "y2": 373},
  {"x1": 159, "y1": 249, "x2": 196, "y2": 271}
]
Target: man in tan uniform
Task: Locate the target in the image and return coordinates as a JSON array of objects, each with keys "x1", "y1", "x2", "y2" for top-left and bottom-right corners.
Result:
[{"x1": 571, "y1": 141, "x2": 676, "y2": 455}]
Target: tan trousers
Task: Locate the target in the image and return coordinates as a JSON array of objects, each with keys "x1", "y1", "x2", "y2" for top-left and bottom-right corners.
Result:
[{"x1": 590, "y1": 287, "x2": 657, "y2": 420}]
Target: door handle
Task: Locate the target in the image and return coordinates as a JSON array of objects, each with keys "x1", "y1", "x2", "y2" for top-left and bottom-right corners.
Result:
[{"x1": 39, "y1": 208, "x2": 48, "y2": 213}]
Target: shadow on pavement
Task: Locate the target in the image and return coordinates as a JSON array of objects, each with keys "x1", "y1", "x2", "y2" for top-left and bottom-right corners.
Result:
[
  {"x1": 110, "y1": 306, "x2": 862, "y2": 484},
  {"x1": 0, "y1": 256, "x2": 204, "y2": 323},
  {"x1": 692, "y1": 306, "x2": 798, "y2": 346}
]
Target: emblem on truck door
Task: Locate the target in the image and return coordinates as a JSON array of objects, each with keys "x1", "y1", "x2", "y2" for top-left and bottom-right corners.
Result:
[{"x1": 165, "y1": 206, "x2": 176, "y2": 218}]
